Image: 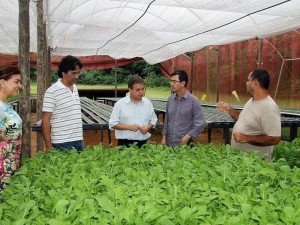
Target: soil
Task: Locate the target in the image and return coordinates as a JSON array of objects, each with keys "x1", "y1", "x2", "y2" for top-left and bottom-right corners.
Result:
[{"x1": 30, "y1": 113, "x2": 227, "y2": 156}]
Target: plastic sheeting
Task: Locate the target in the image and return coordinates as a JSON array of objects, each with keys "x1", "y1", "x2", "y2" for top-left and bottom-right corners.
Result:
[
  {"x1": 0, "y1": 53, "x2": 142, "y2": 70},
  {"x1": 160, "y1": 30, "x2": 300, "y2": 107},
  {"x1": 0, "y1": 0, "x2": 300, "y2": 64}
]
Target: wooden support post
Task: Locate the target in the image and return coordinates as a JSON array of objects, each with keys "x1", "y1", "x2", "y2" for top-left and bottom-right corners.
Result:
[
  {"x1": 114, "y1": 59, "x2": 118, "y2": 97},
  {"x1": 206, "y1": 48, "x2": 210, "y2": 101},
  {"x1": 216, "y1": 46, "x2": 221, "y2": 103},
  {"x1": 257, "y1": 38, "x2": 263, "y2": 68},
  {"x1": 190, "y1": 53, "x2": 195, "y2": 94},
  {"x1": 46, "y1": 47, "x2": 52, "y2": 87},
  {"x1": 36, "y1": 0, "x2": 47, "y2": 152},
  {"x1": 18, "y1": 0, "x2": 31, "y2": 157}
]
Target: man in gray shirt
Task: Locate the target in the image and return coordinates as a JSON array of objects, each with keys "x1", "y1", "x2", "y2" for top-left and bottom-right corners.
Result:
[
  {"x1": 161, "y1": 70, "x2": 205, "y2": 147},
  {"x1": 217, "y1": 69, "x2": 281, "y2": 161}
]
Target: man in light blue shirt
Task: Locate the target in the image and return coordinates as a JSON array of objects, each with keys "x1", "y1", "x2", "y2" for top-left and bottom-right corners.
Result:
[{"x1": 109, "y1": 75, "x2": 157, "y2": 148}]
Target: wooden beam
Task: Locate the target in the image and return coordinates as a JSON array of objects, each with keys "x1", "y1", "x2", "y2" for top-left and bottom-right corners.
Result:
[
  {"x1": 36, "y1": 0, "x2": 47, "y2": 152},
  {"x1": 257, "y1": 38, "x2": 263, "y2": 69},
  {"x1": 18, "y1": 0, "x2": 31, "y2": 157}
]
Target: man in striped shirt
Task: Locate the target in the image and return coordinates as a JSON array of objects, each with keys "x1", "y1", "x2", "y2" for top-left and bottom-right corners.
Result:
[{"x1": 42, "y1": 55, "x2": 84, "y2": 152}]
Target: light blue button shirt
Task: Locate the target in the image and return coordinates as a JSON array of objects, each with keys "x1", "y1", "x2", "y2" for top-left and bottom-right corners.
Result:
[{"x1": 109, "y1": 96, "x2": 158, "y2": 140}]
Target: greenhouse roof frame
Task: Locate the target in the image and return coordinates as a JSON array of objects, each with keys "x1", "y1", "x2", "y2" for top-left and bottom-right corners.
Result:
[{"x1": 0, "y1": 0, "x2": 300, "y2": 64}]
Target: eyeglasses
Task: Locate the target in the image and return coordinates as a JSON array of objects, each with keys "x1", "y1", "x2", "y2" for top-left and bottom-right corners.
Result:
[
  {"x1": 169, "y1": 80, "x2": 181, "y2": 84},
  {"x1": 68, "y1": 71, "x2": 81, "y2": 76}
]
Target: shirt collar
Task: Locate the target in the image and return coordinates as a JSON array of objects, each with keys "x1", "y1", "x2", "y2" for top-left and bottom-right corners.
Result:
[
  {"x1": 172, "y1": 90, "x2": 189, "y2": 100},
  {"x1": 125, "y1": 95, "x2": 145, "y2": 104},
  {"x1": 56, "y1": 79, "x2": 76, "y2": 90}
]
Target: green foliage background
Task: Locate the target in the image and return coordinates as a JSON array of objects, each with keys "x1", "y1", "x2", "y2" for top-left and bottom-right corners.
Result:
[{"x1": 30, "y1": 60, "x2": 169, "y2": 87}]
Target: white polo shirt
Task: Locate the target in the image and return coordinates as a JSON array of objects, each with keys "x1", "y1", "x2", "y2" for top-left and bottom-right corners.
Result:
[{"x1": 42, "y1": 79, "x2": 83, "y2": 144}]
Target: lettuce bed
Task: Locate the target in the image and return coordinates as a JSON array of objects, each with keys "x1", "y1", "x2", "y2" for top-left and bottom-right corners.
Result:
[
  {"x1": 273, "y1": 138, "x2": 300, "y2": 168},
  {"x1": 1, "y1": 144, "x2": 300, "y2": 224}
]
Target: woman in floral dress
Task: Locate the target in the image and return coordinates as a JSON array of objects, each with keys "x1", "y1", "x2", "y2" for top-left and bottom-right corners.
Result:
[{"x1": 0, "y1": 64, "x2": 23, "y2": 191}]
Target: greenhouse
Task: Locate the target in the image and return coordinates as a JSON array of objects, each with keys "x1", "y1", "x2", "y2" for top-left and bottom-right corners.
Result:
[{"x1": 0, "y1": 0, "x2": 300, "y2": 224}]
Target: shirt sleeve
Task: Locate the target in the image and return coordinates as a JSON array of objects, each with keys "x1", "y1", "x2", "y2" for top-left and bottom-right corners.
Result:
[
  {"x1": 261, "y1": 109, "x2": 281, "y2": 136},
  {"x1": 42, "y1": 89, "x2": 55, "y2": 113},
  {"x1": 162, "y1": 100, "x2": 169, "y2": 136},
  {"x1": 109, "y1": 102, "x2": 121, "y2": 130},
  {"x1": 188, "y1": 99, "x2": 206, "y2": 138},
  {"x1": 149, "y1": 102, "x2": 158, "y2": 127}
]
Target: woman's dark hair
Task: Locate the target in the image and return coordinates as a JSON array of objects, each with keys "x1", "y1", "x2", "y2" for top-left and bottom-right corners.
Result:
[
  {"x1": 57, "y1": 55, "x2": 83, "y2": 78},
  {"x1": 128, "y1": 75, "x2": 144, "y2": 89},
  {"x1": 250, "y1": 69, "x2": 270, "y2": 90},
  {"x1": 0, "y1": 64, "x2": 21, "y2": 80},
  {"x1": 171, "y1": 70, "x2": 188, "y2": 87}
]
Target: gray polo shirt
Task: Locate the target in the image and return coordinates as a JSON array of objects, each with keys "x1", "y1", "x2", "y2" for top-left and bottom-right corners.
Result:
[
  {"x1": 162, "y1": 91, "x2": 205, "y2": 147},
  {"x1": 231, "y1": 96, "x2": 281, "y2": 161}
]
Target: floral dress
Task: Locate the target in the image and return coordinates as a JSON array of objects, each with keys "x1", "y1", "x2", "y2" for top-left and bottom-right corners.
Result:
[{"x1": 0, "y1": 101, "x2": 22, "y2": 190}]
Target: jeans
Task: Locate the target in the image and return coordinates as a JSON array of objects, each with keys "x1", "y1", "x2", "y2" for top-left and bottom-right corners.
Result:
[{"x1": 52, "y1": 140, "x2": 84, "y2": 152}]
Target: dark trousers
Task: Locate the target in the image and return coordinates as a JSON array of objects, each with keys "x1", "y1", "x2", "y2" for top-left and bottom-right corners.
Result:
[
  {"x1": 118, "y1": 139, "x2": 148, "y2": 148},
  {"x1": 52, "y1": 140, "x2": 84, "y2": 152}
]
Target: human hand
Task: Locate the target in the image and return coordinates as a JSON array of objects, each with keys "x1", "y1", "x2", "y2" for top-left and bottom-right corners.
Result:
[
  {"x1": 129, "y1": 124, "x2": 140, "y2": 132},
  {"x1": 217, "y1": 102, "x2": 230, "y2": 112},
  {"x1": 140, "y1": 125, "x2": 150, "y2": 135},
  {"x1": 180, "y1": 134, "x2": 191, "y2": 145},
  {"x1": 233, "y1": 132, "x2": 247, "y2": 143}
]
